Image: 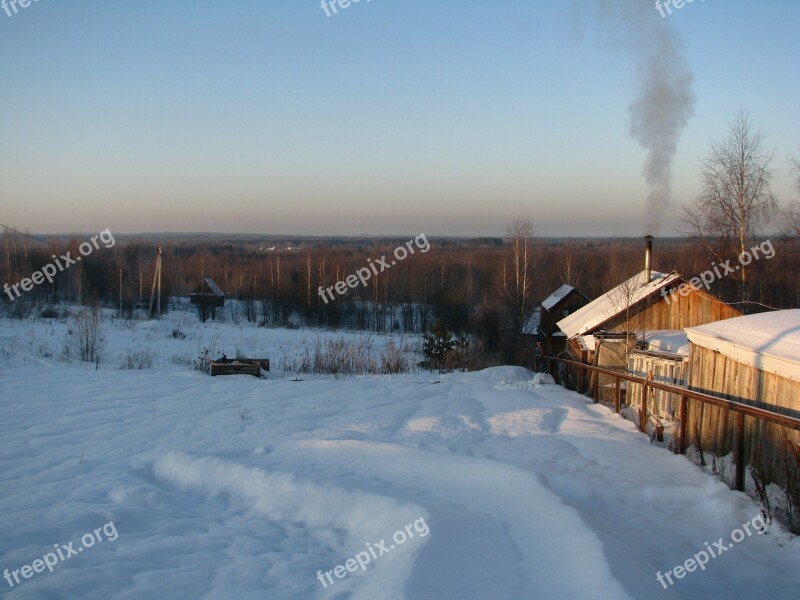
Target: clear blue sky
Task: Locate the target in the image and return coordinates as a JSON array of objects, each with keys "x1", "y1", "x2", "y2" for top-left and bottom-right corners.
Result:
[{"x1": 1, "y1": 0, "x2": 798, "y2": 237}]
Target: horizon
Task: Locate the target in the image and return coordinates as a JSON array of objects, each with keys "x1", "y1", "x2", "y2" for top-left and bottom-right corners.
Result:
[
  {"x1": 0, "y1": 225, "x2": 749, "y2": 243},
  {"x1": 1, "y1": 1, "x2": 798, "y2": 237}
]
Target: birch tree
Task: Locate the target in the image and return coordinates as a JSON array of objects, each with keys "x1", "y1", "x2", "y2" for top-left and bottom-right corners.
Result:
[{"x1": 683, "y1": 110, "x2": 777, "y2": 308}]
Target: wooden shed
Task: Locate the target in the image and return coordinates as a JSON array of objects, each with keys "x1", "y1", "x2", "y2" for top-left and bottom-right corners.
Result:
[
  {"x1": 686, "y1": 310, "x2": 800, "y2": 413},
  {"x1": 190, "y1": 277, "x2": 225, "y2": 308},
  {"x1": 538, "y1": 284, "x2": 591, "y2": 357},
  {"x1": 684, "y1": 311, "x2": 800, "y2": 515}
]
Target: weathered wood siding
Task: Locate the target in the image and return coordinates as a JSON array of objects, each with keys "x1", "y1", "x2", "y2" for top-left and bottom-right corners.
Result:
[
  {"x1": 602, "y1": 286, "x2": 741, "y2": 333},
  {"x1": 687, "y1": 343, "x2": 800, "y2": 502},
  {"x1": 688, "y1": 346, "x2": 798, "y2": 414},
  {"x1": 594, "y1": 340, "x2": 629, "y2": 405}
]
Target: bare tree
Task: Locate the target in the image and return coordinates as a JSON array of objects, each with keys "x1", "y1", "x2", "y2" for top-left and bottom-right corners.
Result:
[
  {"x1": 683, "y1": 110, "x2": 777, "y2": 307},
  {"x1": 784, "y1": 153, "x2": 800, "y2": 236},
  {"x1": 70, "y1": 307, "x2": 104, "y2": 363},
  {"x1": 497, "y1": 218, "x2": 535, "y2": 336},
  {"x1": 560, "y1": 254, "x2": 582, "y2": 287},
  {"x1": 605, "y1": 256, "x2": 642, "y2": 354}
]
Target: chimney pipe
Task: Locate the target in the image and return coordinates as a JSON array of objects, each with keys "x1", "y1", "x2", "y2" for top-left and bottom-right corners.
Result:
[{"x1": 644, "y1": 235, "x2": 654, "y2": 282}]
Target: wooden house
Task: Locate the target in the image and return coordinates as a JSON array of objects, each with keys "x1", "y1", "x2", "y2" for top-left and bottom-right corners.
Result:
[
  {"x1": 538, "y1": 284, "x2": 591, "y2": 357},
  {"x1": 556, "y1": 237, "x2": 740, "y2": 401},
  {"x1": 190, "y1": 277, "x2": 225, "y2": 308},
  {"x1": 557, "y1": 237, "x2": 741, "y2": 368}
]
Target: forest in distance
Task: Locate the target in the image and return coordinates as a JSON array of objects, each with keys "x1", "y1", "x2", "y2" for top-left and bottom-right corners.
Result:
[{"x1": 3, "y1": 230, "x2": 797, "y2": 352}]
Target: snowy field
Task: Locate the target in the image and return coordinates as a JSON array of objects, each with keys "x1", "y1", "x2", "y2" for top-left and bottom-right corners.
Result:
[{"x1": 1, "y1": 309, "x2": 798, "y2": 599}]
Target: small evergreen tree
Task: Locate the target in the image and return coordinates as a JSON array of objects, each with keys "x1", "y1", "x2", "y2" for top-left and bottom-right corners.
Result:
[{"x1": 423, "y1": 320, "x2": 455, "y2": 372}]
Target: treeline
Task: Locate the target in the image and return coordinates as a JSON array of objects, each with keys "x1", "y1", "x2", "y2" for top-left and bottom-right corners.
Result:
[{"x1": 2, "y1": 230, "x2": 797, "y2": 361}]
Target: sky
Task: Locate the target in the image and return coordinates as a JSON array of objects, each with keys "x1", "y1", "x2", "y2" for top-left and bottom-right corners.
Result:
[{"x1": 0, "y1": 0, "x2": 798, "y2": 237}]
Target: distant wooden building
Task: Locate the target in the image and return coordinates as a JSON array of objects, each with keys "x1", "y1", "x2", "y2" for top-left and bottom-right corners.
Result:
[
  {"x1": 190, "y1": 277, "x2": 225, "y2": 308},
  {"x1": 538, "y1": 284, "x2": 591, "y2": 357}
]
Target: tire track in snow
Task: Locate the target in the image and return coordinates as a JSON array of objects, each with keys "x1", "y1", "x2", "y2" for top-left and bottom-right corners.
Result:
[
  {"x1": 281, "y1": 439, "x2": 634, "y2": 600},
  {"x1": 153, "y1": 452, "x2": 429, "y2": 599}
]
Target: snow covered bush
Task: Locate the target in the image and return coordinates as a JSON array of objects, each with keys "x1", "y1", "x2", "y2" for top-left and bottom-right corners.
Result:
[
  {"x1": 280, "y1": 337, "x2": 413, "y2": 378},
  {"x1": 380, "y1": 339, "x2": 410, "y2": 374},
  {"x1": 193, "y1": 348, "x2": 213, "y2": 374},
  {"x1": 120, "y1": 347, "x2": 156, "y2": 370},
  {"x1": 67, "y1": 308, "x2": 105, "y2": 363}
]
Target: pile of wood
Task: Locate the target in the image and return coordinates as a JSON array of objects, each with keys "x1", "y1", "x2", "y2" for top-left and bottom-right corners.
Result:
[{"x1": 210, "y1": 358, "x2": 270, "y2": 378}]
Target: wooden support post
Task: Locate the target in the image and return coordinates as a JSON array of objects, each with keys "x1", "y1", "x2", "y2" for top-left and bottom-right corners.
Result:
[
  {"x1": 734, "y1": 411, "x2": 745, "y2": 491},
  {"x1": 582, "y1": 365, "x2": 587, "y2": 395},
  {"x1": 614, "y1": 376, "x2": 621, "y2": 414},
  {"x1": 679, "y1": 392, "x2": 687, "y2": 455},
  {"x1": 640, "y1": 382, "x2": 648, "y2": 433}
]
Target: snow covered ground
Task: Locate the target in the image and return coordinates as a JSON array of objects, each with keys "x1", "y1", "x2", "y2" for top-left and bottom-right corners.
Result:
[{"x1": 1, "y1": 309, "x2": 798, "y2": 599}]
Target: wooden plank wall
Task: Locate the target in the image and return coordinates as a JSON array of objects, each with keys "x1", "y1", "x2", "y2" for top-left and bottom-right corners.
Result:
[
  {"x1": 595, "y1": 340, "x2": 629, "y2": 406},
  {"x1": 687, "y1": 344, "x2": 800, "y2": 496},
  {"x1": 603, "y1": 287, "x2": 741, "y2": 333}
]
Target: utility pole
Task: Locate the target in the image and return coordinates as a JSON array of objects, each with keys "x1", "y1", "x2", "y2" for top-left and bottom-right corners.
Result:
[{"x1": 148, "y1": 246, "x2": 162, "y2": 318}]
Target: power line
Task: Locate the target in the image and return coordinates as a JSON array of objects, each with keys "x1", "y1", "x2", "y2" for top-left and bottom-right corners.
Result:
[{"x1": 0, "y1": 223, "x2": 50, "y2": 246}]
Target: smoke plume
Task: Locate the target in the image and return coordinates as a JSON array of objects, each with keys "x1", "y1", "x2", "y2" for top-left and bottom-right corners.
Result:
[{"x1": 590, "y1": 1, "x2": 696, "y2": 233}]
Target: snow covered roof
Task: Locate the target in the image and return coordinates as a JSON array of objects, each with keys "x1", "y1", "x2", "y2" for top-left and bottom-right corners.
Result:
[
  {"x1": 542, "y1": 284, "x2": 575, "y2": 311},
  {"x1": 579, "y1": 335, "x2": 596, "y2": 352},
  {"x1": 644, "y1": 330, "x2": 689, "y2": 356},
  {"x1": 557, "y1": 270, "x2": 681, "y2": 339},
  {"x1": 686, "y1": 310, "x2": 800, "y2": 383},
  {"x1": 191, "y1": 277, "x2": 225, "y2": 297}
]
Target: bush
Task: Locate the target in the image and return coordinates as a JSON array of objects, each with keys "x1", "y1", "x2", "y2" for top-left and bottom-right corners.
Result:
[
  {"x1": 120, "y1": 347, "x2": 156, "y2": 369},
  {"x1": 170, "y1": 352, "x2": 192, "y2": 367},
  {"x1": 443, "y1": 335, "x2": 497, "y2": 372},
  {"x1": 193, "y1": 348, "x2": 213, "y2": 374},
  {"x1": 8, "y1": 297, "x2": 34, "y2": 320},
  {"x1": 192, "y1": 335, "x2": 220, "y2": 374},
  {"x1": 280, "y1": 336, "x2": 413, "y2": 379},
  {"x1": 380, "y1": 339, "x2": 409, "y2": 374},
  {"x1": 39, "y1": 304, "x2": 67, "y2": 319},
  {"x1": 68, "y1": 308, "x2": 104, "y2": 363},
  {"x1": 313, "y1": 337, "x2": 377, "y2": 378}
]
